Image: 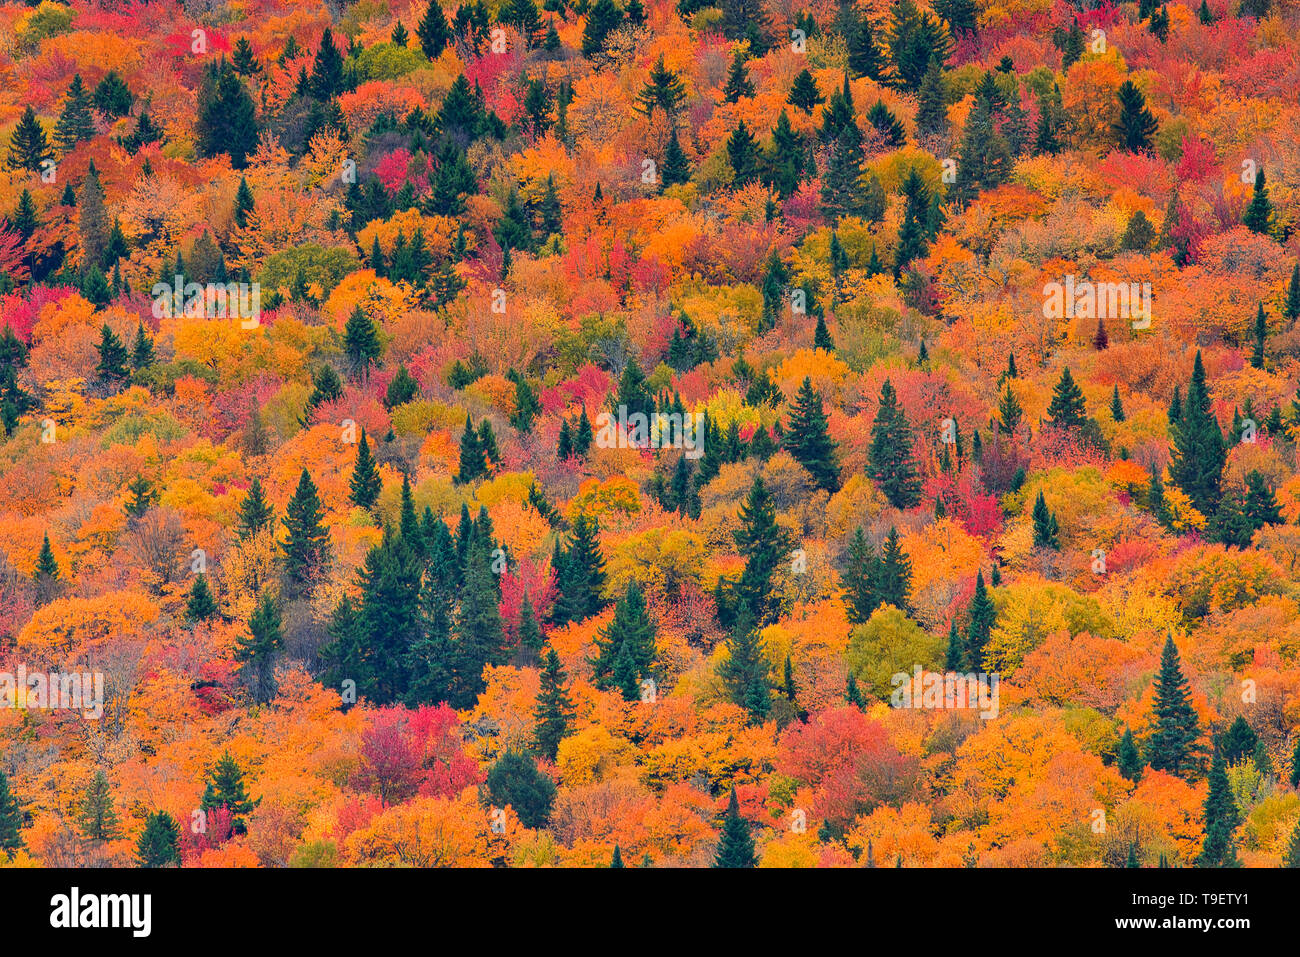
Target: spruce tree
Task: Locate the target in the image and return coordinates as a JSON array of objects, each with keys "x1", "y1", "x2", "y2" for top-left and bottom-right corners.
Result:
[
  {"x1": 713, "y1": 788, "x2": 757, "y2": 867},
  {"x1": 1031, "y1": 490, "x2": 1061, "y2": 549},
  {"x1": 532, "y1": 647, "x2": 574, "y2": 761},
  {"x1": 1243, "y1": 168, "x2": 1274, "y2": 234},
  {"x1": 1285, "y1": 820, "x2": 1300, "y2": 868},
  {"x1": 200, "y1": 752, "x2": 257, "y2": 834},
  {"x1": 344, "y1": 307, "x2": 382, "y2": 373},
  {"x1": 1168, "y1": 351, "x2": 1226, "y2": 517},
  {"x1": 5, "y1": 106, "x2": 52, "y2": 173},
  {"x1": 915, "y1": 59, "x2": 947, "y2": 137},
  {"x1": 349, "y1": 429, "x2": 382, "y2": 509},
  {"x1": 998, "y1": 381, "x2": 1023, "y2": 435},
  {"x1": 719, "y1": 614, "x2": 771, "y2": 722},
  {"x1": 34, "y1": 532, "x2": 59, "y2": 583},
  {"x1": 77, "y1": 770, "x2": 121, "y2": 841},
  {"x1": 965, "y1": 570, "x2": 996, "y2": 670},
  {"x1": 720, "y1": 476, "x2": 793, "y2": 627},
  {"x1": 868, "y1": 379, "x2": 921, "y2": 508},
  {"x1": 237, "y1": 478, "x2": 275, "y2": 539},
  {"x1": 457, "y1": 414, "x2": 488, "y2": 483},
  {"x1": 785, "y1": 377, "x2": 839, "y2": 491},
  {"x1": 1110, "y1": 385, "x2": 1126, "y2": 423},
  {"x1": 661, "y1": 126, "x2": 691, "y2": 187},
  {"x1": 486, "y1": 750, "x2": 556, "y2": 829},
  {"x1": 788, "y1": 69, "x2": 823, "y2": 112},
  {"x1": 0, "y1": 768, "x2": 21, "y2": 855},
  {"x1": 95, "y1": 323, "x2": 130, "y2": 383},
  {"x1": 1251, "y1": 303, "x2": 1267, "y2": 369},
  {"x1": 842, "y1": 528, "x2": 880, "y2": 624},
  {"x1": 136, "y1": 810, "x2": 181, "y2": 867},
  {"x1": 196, "y1": 59, "x2": 258, "y2": 168},
  {"x1": 1047, "y1": 367, "x2": 1086, "y2": 430},
  {"x1": 281, "y1": 469, "x2": 330, "y2": 591},
  {"x1": 1117, "y1": 726, "x2": 1144, "y2": 781},
  {"x1": 1197, "y1": 749, "x2": 1240, "y2": 867},
  {"x1": 876, "y1": 526, "x2": 912, "y2": 611},
  {"x1": 1113, "y1": 79, "x2": 1157, "y2": 152},
  {"x1": 417, "y1": 0, "x2": 451, "y2": 58},
  {"x1": 1284, "y1": 262, "x2": 1300, "y2": 325},
  {"x1": 1219, "y1": 715, "x2": 1258, "y2": 766},
  {"x1": 722, "y1": 51, "x2": 755, "y2": 102},
  {"x1": 1145, "y1": 636, "x2": 1203, "y2": 778},
  {"x1": 185, "y1": 573, "x2": 219, "y2": 623},
  {"x1": 54, "y1": 74, "x2": 96, "y2": 154},
  {"x1": 236, "y1": 590, "x2": 283, "y2": 703},
  {"x1": 590, "y1": 582, "x2": 657, "y2": 700}
]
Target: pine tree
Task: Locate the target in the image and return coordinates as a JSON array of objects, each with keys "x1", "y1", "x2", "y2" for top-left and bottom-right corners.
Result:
[
  {"x1": 233, "y1": 177, "x2": 255, "y2": 228},
  {"x1": 1243, "y1": 168, "x2": 1274, "y2": 234},
  {"x1": 34, "y1": 532, "x2": 59, "y2": 583},
  {"x1": 1047, "y1": 367, "x2": 1086, "y2": 430},
  {"x1": 1291, "y1": 738, "x2": 1300, "y2": 788},
  {"x1": 236, "y1": 478, "x2": 275, "y2": 539},
  {"x1": 185, "y1": 573, "x2": 218, "y2": 623},
  {"x1": 532, "y1": 647, "x2": 575, "y2": 760},
  {"x1": 6, "y1": 106, "x2": 52, "y2": 173},
  {"x1": 1197, "y1": 749, "x2": 1241, "y2": 867},
  {"x1": 54, "y1": 74, "x2": 96, "y2": 154},
  {"x1": 998, "y1": 381, "x2": 1023, "y2": 435},
  {"x1": 1110, "y1": 385, "x2": 1126, "y2": 423},
  {"x1": 954, "y1": 99, "x2": 1011, "y2": 200},
  {"x1": 1031, "y1": 490, "x2": 1060, "y2": 549},
  {"x1": 965, "y1": 571, "x2": 996, "y2": 670},
  {"x1": 0, "y1": 768, "x2": 21, "y2": 854},
  {"x1": 201, "y1": 752, "x2": 257, "y2": 834},
  {"x1": 417, "y1": 0, "x2": 452, "y2": 58},
  {"x1": 868, "y1": 379, "x2": 921, "y2": 508},
  {"x1": 788, "y1": 69, "x2": 823, "y2": 112},
  {"x1": 785, "y1": 377, "x2": 839, "y2": 491},
  {"x1": 236, "y1": 590, "x2": 283, "y2": 703},
  {"x1": 915, "y1": 59, "x2": 947, "y2": 137},
  {"x1": 79, "y1": 166, "x2": 110, "y2": 270},
  {"x1": 713, "y1": 788, "x2": 757, "y2": 867},
  {"x1": 1145, "y1": 636, "x2": 1204, "y2": 778},
  {"x1": 196, "y1": 59, "x2": 258, "y2": 168},
  {"x1": 846, "y1": 7, "x2": 887, "y2": 80},
  {"x1": 876, "y1": 527, "x2": 912, "y2": 611},
  {"x1": 719, "y1": 476, "x2": 794, "y2": 627},
  {"x1": 349, "y1": 429, "x2": 382, "y2": 509},
  {"x1": 281, "y1": 469, "x2": 330, "y2": 591},
  {"x1": 554, "y1": 514, "x2": 607, "y2": 624},
  {"x1": 722, "y1": 51, "x2": 755, "y2": 102},
  {"x1": 1169, "y1": 351, "x2": 1226, "y2": 517},
  {"x1": 1117, "y1": 726, "x2": 1144, "y2": 781},
  {"x1": 93, "y1": 322, "x2": 129, "y2": 384},
  {"x1": 842, "y1": 528, "x2": 880, "y2": 624},
  {"x1": 135, "y1": 811, "x2": 181, "y2": 867},
  {"x1": 77, "y1": 770, "x2": 121, "y2": 841},
  {"x1": 868, "y1": 99, "x2": 906, "y2": 147},
  {"x1": 719, "y1": 614, "x2": 771, "y2": 722},
  {"x1": 846, "y1": 672, "x2": 865, "y2": 707}
]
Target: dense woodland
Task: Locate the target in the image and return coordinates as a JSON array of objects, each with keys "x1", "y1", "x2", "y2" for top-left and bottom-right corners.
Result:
[{"x1": 1, "y1": 0, "x2": 1300, "y2": 868}]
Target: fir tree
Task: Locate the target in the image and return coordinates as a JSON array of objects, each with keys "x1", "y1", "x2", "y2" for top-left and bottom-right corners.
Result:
[
  {"x1": 915, "y1": 59, "x2": 947, "y2": 137},
  {"x1": 1251, "y1": 303, "x2": 1267, "y2": 369},
  {"x1": 231, "y1": 37, "x2": 260, "y2": 76},
  {"x1": 1219, "y1": 715, "x2": 1258, "y2": 766},
  {"x1": 1285, "y1": 820, "x2": 1300, "y2": 868},
  {"x1": 713, "y1": 788, "x2": 757, "y2": 867},
  {"x1": 842, "y1": 528, "x2": 880, "y2": 624},
  {"x1": 1197, "y1": 749, "x2": 1241, "y2": 867},
  {"x1": 726, "y1": 120, "x2": 760, "y2": 186},
  {"x1": 611, "y1": 844, "x2": 625, "y2": 867},
  {"x1": 54, "y1": 74, "x2": 96, "y2": 154},
  {"x1": 124, "y1": 475, "x2": 156, "y2": 519},
  {"x1": 1110, "y1": 385, "x2": 1126, "y2": 423},
  {"x1": 349, "y1": 429, "x2": 382, "y2": 509},
  {"x1": 785, "y1": 377, "x2": 840, "y2": 491},
  {"x1": 1031, "y1": 490, "x2": 1060, "y2": 549},
  {"x1": 1169, "y1": 351, "x2": 1226, "y2": 517},
  {"x1": 1047, "y1": 367, "x2": 1087, "y2": 430},
  {"x1": 135, "y1": 811, "x2": 181, "y2": 867},
  {"x1": 34, "y1": 532, "x2": 59, "y2": 583},
  {"x1": 236, "y1": 590, "x2": 283, "y2": 703},
  {"x1": 788, "y1": 68, "x2": 823, "y2": 112},
  {"x1": 1145, "y1": 636, "x2": 1204, "y2": 778},
  {"x1": 417, "y1": 0, "x2": 452, "y2": 58},
  {"x1": 998, "y1": 381, "x2": 1023, "y2": 435},
  {"x1": 722, "y1": 51, "x2": 755, "y2": 102},
  {"x1": 719, "y1": 476, "x2": 794, "y2": 627},
  {"x1": 1283, "y1": 262, "x2": 1300, "y2": 325},
  {"x1": 237, "y1": 478, "x2": 275, "y2": 539},
  {"x1": 590, "y1": 582, "x2": 657, "y2": 700},
  {"x1": 486, "y1": 750, "x2": 556, "y2": 829},
  {"x1": 661, "y1": 126, "x2": 691, "y2": 188},
  {"x1": 281, "y1": 469, "x2": 330, "y2": 591},
  {"x1": 0, "y1": 768, "x2": 21, "y2": 854},
  {"x1": 1121, "y1": 209, "x2": 1157, "y2": 251},
  {"x1": 868, "y1": 379, "x2": 921, "y2": 508},
  {"x1": 200, "y1": 752, "x2": 258, "y2": 835},
  {"x1": 94, "y1": 322, "x2": 129, "y2": 384},
  {"x1": 965, "y1": 570, "x2": 996, "y2": 670},
  {"x1": 555, "y1": 514, "x2": 607, "y2": 624},
  {"x1": 77, "y1": 770, "x2": 121, "y2": 842},
  {"x1": 719, "y1": 614, "x2": 771, "y2": 722},
  {"x1": 581, "y1": 0, "x2": 624, "y2": 55},
  {"x1": 532, "y1": 647, "x2": 575, "y2": 760},
  {"x1": 1243, "y1": 469, "x2": 1282, "y2": 530},
  {"x1": 5, "y1": 106, "x2": 52, "y2": 173},
  {"x1": 344, "y1": 307, "x2": 382, "y2": 373},
  {"x1": 1117, "y1": 726, "x2": 1144, "y2": 781},
  {"x1": 196, "y1": 59, "x2": 258, "y2": 168},
  {"x1": 185, "y1": 573, "x2": 219, "y2": 623},
  {"x1": 457, "y1": 414, "x2": 488, "y2": 483},
  {"x1": 1243, "y1": 168, "x2": 1274, "y2": 234}
]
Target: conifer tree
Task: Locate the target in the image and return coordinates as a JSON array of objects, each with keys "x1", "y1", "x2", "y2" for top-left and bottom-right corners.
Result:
[
  {"x1": 236, "y1": 590, "x2": 283, "y2": 703},
  {"x1": 185, "y1": 573, "x2": 218, "y2": 623},
  {"x1": 95, "y1": 323, "x2": 130, "y2": 383},
  {"x1": 788, "y1": 68, "x2": 823, "y2": 112},
  {"x1": 1169, "y1": 351, "x2": 1226, "y2": 517},
  {"x1": 136, "y1": 811, "x2": 181, "y2": 867},
  {"x1": 54, "y1": 74, "x2": 95, "y2": 154},
  {"x1": 34, "y1": 532, "x2": 59, "y2": 584},
  {"x1": 965, "y1": 570, "x2": 996, "y2": 670},
  {"x1": 79, "y1": 167, "x2": 110, "y2": 270},
  {"x1": 722, "y1": 51, "x2": 755, "y2": 102},
  {"x1": 196, "y1": 59, "x2": 258, "y2": 168},
  {"x1": 719, "y1": 614, "x2": 771, "y2": 722},
  {"x1": 1117, "y1": 726, "x2": 1144, "y2": 781},
  {"x1": 1121, "y1": 209, "x2": 1156, "y2": 251},
  {"x1": 719, "y1": 476, "x2": 794, "y2": 626},
  {"x1": 77, "y1": 770, "x2": 121, "y2": 841},
  {"x1": 237, "y1": 478, "x2": 275, "y2": 539},
  {"x1": 1285, "y1": 820, "x2": 1300, "y2": 868},
  {"x1": 281, "y1": 469, "x2": 330, "y2": 591},
  {"x1": 590, "y1": 582, "x2": 657, "y2": 700},
  {"x1": 868, "y1": 379, "x2": 921, "y2": 508},
  {"x1": 417, "y1": 0, "x2": 452, "y2": 58},
  {"x1": 555, "y1": 514, "x2": 607, "y2": 624},
  {"x1": 0, "y1": 768, "x2": 21, "y2": 855},
  {"x1": 1284, "y1": 262, "x2": 1300, "y2": 325},
  {"x1": 998, "y1": 381, "x2": 1023, "y2": 435},
  {"x1": 532, "y1": 647, "x2": 574, "y2": 760},
  {"x1": 785, "y1": 377, "x2": 840, "y2": 491},
  {"x1": 1031, "y1": 490, "x2": 1060, "y2": 549},
  {"x1": 349, "y1": 429, "x2": 382, "y2": 508},
  {"x1": 457, "y1": 414, "x2": 488, "y2": 483},
  {"x1": 726, "y1": 121, "x2": 760, "y2": 186},
  {"x1": 915, "y1": 59, "x2": 947, "y2": 137},
  {"x1": 1197, "y1": 749, "x2": 1240, "y2": 867},
  {"x1": 200, "y1": 752, "x2": 257, "y2": 834},
  {"x1": 1243, "y1": 168, "x2": 1274, "y2": 234},
  {"x1": 1110, "y1": 385, "x2": 1126, "y2": 423},
  {"x1": 6, "y1": 106, "x2": 51, "y2": 173},
  {"x1": 1047, "y1": 367, "x2": 1086, "y2": 430},
  {"x1": 1113, "y1": 79, "x2": 1157, "y2": 152},
  {"x1": 713, "y1": 788, "x2": 757, "y2": 867},
  {"x1": 1145, "y1": 636, "x2": 1203, "y2": 777},
  {"x1": 842, "y1": 528, "x2": 880, "y2": 624},
  {"x1": 344, "y1": 307, "x2": 382, "y2": 374},
  {"x1": 876, "y1": 526, "x2": 912, "y2": 611},
  {"x1": 124, "y1": 475, "x2": 156, "y2": 518},
  {"x1": 661, "y1": 126, "x2": 691, "y2": 188},
  {"x1": 581, "y1": 0, "x2": 624, "y2": 55},
  {"x1": 846, "y1": 7, "x2": 886, "y2": 80}
]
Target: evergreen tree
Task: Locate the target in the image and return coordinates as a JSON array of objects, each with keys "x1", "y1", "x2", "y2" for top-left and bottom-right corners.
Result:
[
  {"x1": 344, "y1": 307, "x2": 382, "y2": 373},
  {"x1": 5, "y1": 106, "x2": 52, "y2": 173},
  {"x1": 998, "y1": 381, "x2": 1023, "y2": 435},
  {"x1": 847, "y1": 8, "x2": 887, "y2": 80},
  {"x1": 486, "y1": 750, "x2": 556, "y2": 829},
  {"x1": 965, "y1": 570, "x2": 996, "y2": 670},
  {"x1": 0, "y1": 768, "x2": 21, "y2": 855},
  {"x1": 185, "y1": 573, "x2": 218, "y2": 623},
  {"x1": 196, "y1": 59, "x2": 258, "y2": 168},
  {"x1": 1169, "y1": 351, "x2": 1226, "y2": 517},
  {"x1": 79, "y1": 166, "x2": 110, "y2": 270},
  {"x1": 94, "y1": 322, "x2": 130, "y2": 385},
  {"x1": 77, "y1": 770, "x2": 121, "y2": 842},
  {"x1": 1031, "y1": 490, "x2": 1060, "y2": 549},
  {"x1": 54, "y1": 74, "x2": 96, "y2": 154},
  {"x1": 417, "y1": 0, "x2": 452, "y2": 58},
  {"x1": 785, "y1": 377, "x2": 839, "y2": 491},
  {"x1": 915, "y1": 59, "x2": 947, "y2": 137},
  {"x1": 1219, "y1": 715, "x2": 1258, "y2": 766},
  {"x1": 281, "y1": 469, "x2": 330, "y2": 591},
  {"x1": 637, "y1": 55, "x2": 687, "y2": 119},
  {"x1": 719, "y1": 614, "x2": 771, "y2": 722},
  {"x1": 457, "y1": 414, "x2": 488, "y2": 483},
  {"x1": 893, "y1": 169, "x2": 931, "y2": 275},
  {"x1": 868, "y1": 379, "x2": 921, "y2": 508},
  {"x1": 788, "y1": 69, "x2": 823, "y2": 112},
  {"x1": 135, "y1": 811, "x2": 181, "y2": 867},
  {"x1": 1047, "y1": 367, "x2": 1086, "y2": 430},
  {"x1": 309, "y1": 28, "x2": 346, "y2": 100},
  {"x1": 954, "y1": 99, "x2": 1011, "y2": 200},
  {"x1": 34, "y1": 532, "x2": 59, "y2": 584},
  {"x1": 590, "y1": 582, "x2": 657, "y2": 700},
  {"x1": 1251, "y1": 303, "x2": 1267, "y2": 369},
  {"x1": 1197, "y1": 749, "x2": 1241, "y2": 867},
  {"x1": 532, "y1": 647, "x2": 574, "y2": 760},
  {"x1": 1145, "y1": 636, "x2": 1204, "y2": 777},
  {"x1": 555, "y1": 514, "x2": 607, "y2": 625},
  {"x1": 1121, "y1": 209, "x2": 1157, "y2": 251},
  {"x1": 718, "y1": 476, "x2": 794, "y2": 627},
  {"x1": 231, "y1": 37, "x2": 260, "y2": 76},
  {"x1": 876, "y1": 526, "x2": 912, "y2": 611},
  {"x1": 237, "y1": 478, "x2": 275, "y2": 539},
  {"x1": 842, "y1": 528, "x2": 880, "y2": 624},
  {"x1": 124, "y1": 475, "x2": 156, "y2": 519},
  {"x1": 661, "y1": 126, "x2": 691, "y2": 188},
  {"x1": 722, "y1": 51, "x2": 755, "y2": 102},
  {"x1": 581, "y1": 0, "x2": 624, "y2": 56},
  {"x1": 1117, "y1": 726, "x2": 1144, "y2": 781},
  {"x1": 1243, "y1": 469, "x2": 1283, "y2": 530},
  {"x1": 867, "y1": 99, "x2": 906, "y2": 147},
  {"x1": 349, "y1": 429, "x2": 382, "y2": 508},
  {"x1": 611, "y1": 844, "x2": 625, "y2": 867},
  {"x1": 1110, "y1": 385, "x2": 1126, "y2": 423},
  {"x1": 200, "y1": 752, "x2": 257, "y2": 835},
  {"x1": 713, "y1": 788, "x2": 757, "y2": 867},
  {"x1": 726, "y1": 120, "x2": 760, "y2": 186},
  {"x1": 236, "y1": 590, "x2": 283, "y2": 703}
]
